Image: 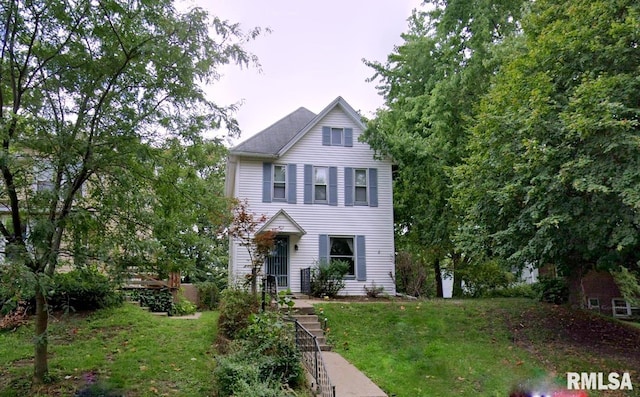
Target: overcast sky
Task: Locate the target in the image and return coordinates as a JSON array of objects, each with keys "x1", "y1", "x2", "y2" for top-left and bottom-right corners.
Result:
[{"x1": 185, "y1": 1, "x2": 424, "y2": 144}]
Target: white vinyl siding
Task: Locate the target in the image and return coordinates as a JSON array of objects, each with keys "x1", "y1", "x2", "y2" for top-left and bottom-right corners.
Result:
[{"x1": 231, "y1": 106, "x2": 395, "y2": 295}]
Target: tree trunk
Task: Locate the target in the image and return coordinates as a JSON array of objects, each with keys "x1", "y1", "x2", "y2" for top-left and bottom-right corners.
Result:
[
  {"x1": 33, "y1": 285, "x2": 49, "y2": 384},
  {"x1": 451, "y1": 253, "x2": 465, "y2": 298},
  {"x1": 251, "y1": 267, "x2": 259, "y2": 297},
  {"x1": 434, "y1": 258, "x2": 444, "y2": 298}
]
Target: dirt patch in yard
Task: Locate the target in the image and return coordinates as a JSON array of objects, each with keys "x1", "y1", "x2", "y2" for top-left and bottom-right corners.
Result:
[{"x1": 503, "y1": 302, "x2": 640, "y2": 372}]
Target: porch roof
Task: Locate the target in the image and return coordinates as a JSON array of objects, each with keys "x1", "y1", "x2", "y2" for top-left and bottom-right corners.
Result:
[{"x1": 257, "y1": 209, "x2": 306, "y2": 236}]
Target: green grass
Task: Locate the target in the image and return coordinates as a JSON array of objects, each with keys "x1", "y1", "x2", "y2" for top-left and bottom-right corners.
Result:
[
  {"x1": 318, "y1": 299, "x2": 639, "y2": 397},
  {"x1": 0, "y1": 303, "x2": 219, "y2": 396}
]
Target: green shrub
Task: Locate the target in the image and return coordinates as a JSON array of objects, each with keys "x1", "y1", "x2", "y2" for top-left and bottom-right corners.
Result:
[
  {"x1": 213, "y1": 312, "x2": 302, "y2": 397},
  {"x1": 486, "y1": 283, "x2": 537, "y2": 298},
  {"x1": 214, "y1": 355, "x2": 262, "y2": 397},
  {"x1": 533, "y1": 276, "x2": 569, "y2": 304},
  {"x1": 171, "y1": 295, "x2": 197, "y2": 316},
  {"x1": 310, "y1": 259, "x2": 349, "y2": 298},
  {"x1": 195, "y1": 281, "x2": 220, "y2": 310},
  {"x1": 461, "y1": 260, "x2": 515, "y2": 298},
  {"x1": 240, "y1": 312, "x2": 302, "y2": 387},
  {"x1": 138, "y1": 288, "x2": 173, "y2": 313},
  {"x1": 217, "y1": 288, "x2": 259, "y2": 340},
  {"x1": 51, "y1": 267, "x2": 123, "y2": 312},
  {"x1": 0, "y1": 262, "x2": 36, "y2": 315}
]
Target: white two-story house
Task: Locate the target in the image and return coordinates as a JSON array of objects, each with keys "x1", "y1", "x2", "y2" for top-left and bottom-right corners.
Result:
[{"x1": 225, "y1": 97, "x2": 395, "y2": 296}]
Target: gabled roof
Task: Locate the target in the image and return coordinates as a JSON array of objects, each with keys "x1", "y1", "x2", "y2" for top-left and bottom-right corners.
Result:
[
  {"x1": 230, "y1": 107, "x2": 316, "y2": 157},
  {"x1": 230, "y1": 96, "x2": 365, "y2": 158},
  {"x1": 257, "y1": 209, "x2": 306, "y2": 236}
]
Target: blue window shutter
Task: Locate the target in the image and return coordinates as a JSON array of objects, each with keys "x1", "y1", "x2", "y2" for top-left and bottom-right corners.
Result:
[
  {"x1": 344, "y1": 167, "x2": 354, "y2": 206},
  {"x1": 262, "y1": 162, "x2": 272, "y2": 203},
  {"x1": 344, "y1": 128, "x2": 353, "y2": 147},
  {"x1": 329, "y1": 166, "x2": 338, "y2": 206},
  {"x1": 369, "y1": 168, "x2": 378, "y2": 207},
  {"x1": 322, "y1": 126, "x2": 331, "y2": 146},
  {"x1": 303, "y1": 164, "x2": 312, "y2": 204},
  {"x1": 319, "y1": 234, "x2": 329, "y2": 264},
  {"x1": 356, "y1": 235, "x2": 366, "y2": 281},
  {"x1": 287, "y1": 163, "x2": 297, "y2": 204}
]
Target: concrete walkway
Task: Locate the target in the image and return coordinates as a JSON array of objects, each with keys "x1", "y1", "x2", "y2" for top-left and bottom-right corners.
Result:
[{"x1": 293, "y1": 298, "x2": 388, "y2": 397}]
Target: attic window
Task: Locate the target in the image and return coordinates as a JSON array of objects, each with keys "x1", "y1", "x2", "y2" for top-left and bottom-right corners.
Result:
[{"x1": 331, "y1": 128, "x2": 343, "y2": 145}]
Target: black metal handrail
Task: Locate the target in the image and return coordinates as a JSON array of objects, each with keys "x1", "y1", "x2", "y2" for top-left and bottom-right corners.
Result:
[{"x1": 290, "y1": 319, "x2": 335, "y2": 397}]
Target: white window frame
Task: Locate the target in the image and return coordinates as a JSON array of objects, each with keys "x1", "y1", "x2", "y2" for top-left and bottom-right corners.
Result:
[
  {"x1": 329, "y1": 235, "x2": 355, "y2": 278},
  {"x1": 313, "y1": 166, "x2": 328, "y2": 203},
  {"x1": 330, "y1": 127, "x2": 344, "y2": 146},
  {"x1": 587, "y1": 297, "x2": 600, "y2": 310},
  {"x1": 272, "y1": 164, "x2": 287, "y2": 201},
  {"x1": 612, "y1": 298, "x2": 631, "y2": 317},
  {"x1": 354, "y1": 168, "x2": 368, "y2": 205}
]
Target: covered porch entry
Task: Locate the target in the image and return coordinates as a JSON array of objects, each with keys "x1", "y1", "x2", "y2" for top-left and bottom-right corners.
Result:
[{"x1": 260, "y1": 209, "x2": 305, "y2": 291}]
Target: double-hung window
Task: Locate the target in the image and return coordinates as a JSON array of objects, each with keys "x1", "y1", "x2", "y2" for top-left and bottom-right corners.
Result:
[
  {"x1": 273, "y1": 164, "x2": 286, "y2": 200},
  {"x1": 322, "y1": 126, "x2": 353, "y2": 147},
  {"x1": 330, "y1": 236, "x2": 355, "y2": 277},
  {"x1": 345, "y1": 167, "x2": 378, "y2": 207},
  {"x1": 354, "y1": 169, "x2": 368, "y2": 204},
  {"x1": 319, "y1": 234, "x2": 366, "y2": 280},
  {"x1": 331, "y1": 128, "x2": 343, "y2": 146},
  {"x1": 314, "y1": 167, "x2": 328, "y2": 203}
]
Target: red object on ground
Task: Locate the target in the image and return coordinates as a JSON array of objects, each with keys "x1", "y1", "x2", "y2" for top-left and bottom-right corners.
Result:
[{"x1": 553, "y1": 391, "x2": 588, "y2": 397}]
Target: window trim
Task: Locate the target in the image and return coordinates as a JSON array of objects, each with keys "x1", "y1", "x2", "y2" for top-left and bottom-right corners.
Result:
[
  {"x1": 330, "y1": 127, "x2": 344, "y2": 146},
  {"x1": 587, "y1": 297, "x2": 600, "y2": 310},
  {"x1": 272, "y1": 164, "x2": 287, "y2": 201},
  {"x1": 612, "y1": 298, "x2": 632, "y2": 317},
  {"x1": 329, "y1": 235, "x2": 355, "y2": 278},
  {"x1": 354, "y1": 168, "x2": 368, "y2": 205},
  {"x1": 313, "y1": 166, "x2": 328, "y2": 204}
]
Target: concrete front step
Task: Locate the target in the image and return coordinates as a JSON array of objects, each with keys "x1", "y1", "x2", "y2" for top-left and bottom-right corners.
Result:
[{"x1": 291, "y1": 314, "x2": 331, "y2": 351}]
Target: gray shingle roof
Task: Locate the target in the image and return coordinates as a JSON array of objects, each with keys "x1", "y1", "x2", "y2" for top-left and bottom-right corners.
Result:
[{"x1": 231, "y1": 107, "x2": 316, "y2": 156}]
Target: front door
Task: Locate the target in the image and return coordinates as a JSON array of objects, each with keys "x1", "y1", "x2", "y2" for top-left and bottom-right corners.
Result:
[{"x1": 266, "y1": 235, "x2": 289, "y2": 289}]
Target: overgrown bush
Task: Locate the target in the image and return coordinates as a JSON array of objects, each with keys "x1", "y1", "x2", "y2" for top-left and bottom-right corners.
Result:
[
  {"x1": 394, "y1": 251, "x2": 435, "y2": 298},
  {"x1": 310, "y1": 259, "x2": 349, "y2": 298},
  {"x1": 138, "y1": 288, "x2": 173, "y2": 313},
  {"x1": 461, "y1": 260, "x2": 515, "y2": 298},
  {"x1": 486, "y1": 283, "x2": 537, "y2": 298},
  {"x1": 51, "y1": 267, "x2": 123, "y2": 312},
  {"x1": 213, "y1": 312, "x2": 302, "y2": 397},
  {"x1": 195, "y1": 281, "x2": 220, "y2": 310},
  {"x1": 217, "y1": 288, "x2": 259, "y2": 340},
  {"x1": 533, "y1": 276, "x2": 569, "y2": 304},
  {"x1": 0, "y1": 262, "x2": 36, "y2": 315},
  {"x1": 171, "y1": 295, "x2": 197, "y2": 316}
]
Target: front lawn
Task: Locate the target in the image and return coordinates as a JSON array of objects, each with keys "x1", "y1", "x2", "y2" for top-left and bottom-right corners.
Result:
[
  {"x1": 319, "y1": 298, "x2": 640, "y2": 397},
  {"x1": 0, "y1": 303, "x2": 219, "y2": 396}
]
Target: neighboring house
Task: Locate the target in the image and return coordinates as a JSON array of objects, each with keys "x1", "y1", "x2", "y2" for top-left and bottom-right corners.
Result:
[
  {"x1": 225, "y1": 97, "x2": 396, "y2": 296},
  {"x1": 564, "y1": 269, "x2": 640, "y2": 318}
]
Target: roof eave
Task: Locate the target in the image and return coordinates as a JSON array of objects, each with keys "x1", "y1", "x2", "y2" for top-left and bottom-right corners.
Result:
[{"x1": 229, "y1": 151, "x2": 279, "y2": 159}]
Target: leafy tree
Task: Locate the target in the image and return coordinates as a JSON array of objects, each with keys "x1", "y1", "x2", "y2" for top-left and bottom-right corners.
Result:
[
  {"x1": 363, "y1": 0, "x2": 525, "y2": 296},
  {"x1": 0, "y1": 0, "x2": 261, "y2": 383},
  {"x1": 227, "y1": 200, "x2": 276, "y2": 296},
  {"x1": 453, "y1": 0, "x2": 640, "y2": 282},
  {"x1": 150, "y1": 138, "x2": 231, "y2": 281}
]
